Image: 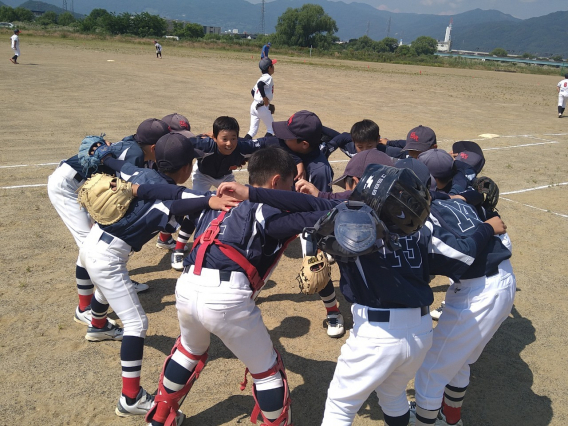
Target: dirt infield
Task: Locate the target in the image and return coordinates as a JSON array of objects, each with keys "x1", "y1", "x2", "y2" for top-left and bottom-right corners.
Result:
[{"x1": 1, "y1": 37, "x2": 567, "y2": 426}]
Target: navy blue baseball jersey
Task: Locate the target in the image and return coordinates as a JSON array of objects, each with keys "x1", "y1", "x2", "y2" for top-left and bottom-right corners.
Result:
[
  {"x1": 98, "y1": 160, "x2": 211, "y2": 251},
  {"x1": 321, "y1": 132, "x2": 406, "y2": 159}
]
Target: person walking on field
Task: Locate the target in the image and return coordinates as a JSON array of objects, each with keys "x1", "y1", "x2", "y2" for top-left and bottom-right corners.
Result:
[
  {"x1": 261, "y1": 42, "x2": 271, "y2": 59},
  {"x1": 10, "y1": 29, "x2": 20, "y2": 64},
  {"x1": 557, "y1": 73, "x2": 568, "y2": 117},
  {"x1": 154, "y1": 40, "x2": 162, "y2": 59}
]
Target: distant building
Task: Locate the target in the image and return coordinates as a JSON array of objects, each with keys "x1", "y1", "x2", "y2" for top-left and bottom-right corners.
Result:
[
  {"x1": 437, "y1": 19, "x2": 452, "y2": 53},
  {"x1": 232, "y1": 29, "x2": 238, "y2": 34},
  {"x1": 203, "y1": 26, "x2": 221, "y2": 35},
  {"x1": 31, "y1": 10, "x2": 45, "y2": 17}
]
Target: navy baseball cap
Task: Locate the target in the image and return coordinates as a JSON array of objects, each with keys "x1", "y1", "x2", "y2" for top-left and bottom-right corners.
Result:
[
  {"x1": 394, "y1": 158, "x2": 431, "y2": 188},
  {"x1": 332, "y1": 149, "x2": 394, "y2": 188},
  {"x1": 273, "y1": 110, "x2": 322, "y2": 146},
  {"x1": 259, "y1": 57, "x2": 277, "y2": 72},
  {"x1": 155, "y1": 133, "x2": 196, "y2": 172},
  {"x1": 403, "y1": 125, "x2": 437, "y2": 152},
  {"x1": 418, "y1": 149, "x2": 455, "y2": 180},
  {"x1": 452, "y1": 141, "x2": 485, "y2": 174},
  {"x1": 162, "y1": 113, "x2": 195, "y2": 138},
  {"x1": 134, "y1": 118, "x2": 171, "y2": 145}
]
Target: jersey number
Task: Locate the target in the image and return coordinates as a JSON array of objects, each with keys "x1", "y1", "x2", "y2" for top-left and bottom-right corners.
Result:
[
  {"x1": 384, "y1": 236, "x2": 423, "y2": 269},
  {"x1": 440, "y1": 201, "x2": 481, "y2": 232}
]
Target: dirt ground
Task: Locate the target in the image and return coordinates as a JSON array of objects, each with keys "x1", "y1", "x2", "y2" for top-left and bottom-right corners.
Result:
[{"x1": 1, "y1": 36, "x2": 567, "y2": 426}]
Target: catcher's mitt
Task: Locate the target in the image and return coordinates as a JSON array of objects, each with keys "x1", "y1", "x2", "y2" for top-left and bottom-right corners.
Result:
[
  {"x1": 77, "y1": 174, "x2": 134, "y2": 225},
  {"x1": 474, "y1": 176, "x2": 499, "y2": 211},
  {"x1": 268, "y1": 104, "x2": 275, "y2": 115},
  {"x1": 78, "y1": 134, "x2": 107, "y2": 174},
  {"x1": 296, "y1": 251, "x2": 332, "y2": 295}
]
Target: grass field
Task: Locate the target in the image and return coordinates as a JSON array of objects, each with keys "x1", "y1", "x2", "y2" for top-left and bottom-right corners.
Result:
[{"x1": 1, "y1": 36, "x2": 567, "y2": 425}]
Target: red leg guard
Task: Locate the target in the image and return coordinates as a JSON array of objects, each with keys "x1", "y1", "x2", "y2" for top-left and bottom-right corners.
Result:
[
  {"x1": 240, "y1": 350, "x2": 292, "y2": 426},
  {"x1": 145, "y1": 337, "x2": 208, "y2": 426}
]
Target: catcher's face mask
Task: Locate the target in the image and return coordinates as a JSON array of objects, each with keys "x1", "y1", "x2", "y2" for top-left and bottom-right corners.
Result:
[{"x1": 334, "y1": 206, "x2": 378, "y2": 254}]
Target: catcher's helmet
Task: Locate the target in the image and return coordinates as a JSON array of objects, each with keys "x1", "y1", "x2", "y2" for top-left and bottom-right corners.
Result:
[{"x1": 350, "y1": 164, "x2": 431, "y2": 236}]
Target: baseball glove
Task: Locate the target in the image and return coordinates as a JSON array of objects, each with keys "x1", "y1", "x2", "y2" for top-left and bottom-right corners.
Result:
[
  {"x1": 296, "y1": 251, "x2": 332, "y2": 295},
  {"x1": 474, "y1": 176, "x2": 499, "y2": 211},
  {"x1": 78, "y1": 134, "x2": 108, "y2": 174},
  {"x1": 77, "y1": 174, "x2": 134, "y2": 225},
  {"x1": 268, "y1": 104, "x2": 275, "y2": 115}
]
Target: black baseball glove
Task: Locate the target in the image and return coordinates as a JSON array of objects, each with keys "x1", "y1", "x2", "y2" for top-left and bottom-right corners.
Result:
[
  {"x1": 474, "y1": 176, "x2": 499, "y2": 211},
  {"x1": 268, "y1": 104, "x2": 275, "y2": 114}
]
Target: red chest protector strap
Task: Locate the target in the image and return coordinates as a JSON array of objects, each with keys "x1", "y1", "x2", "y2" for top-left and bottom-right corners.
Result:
[{"x1": 191, "y1": 211, "x2": 264, "y2": 293}]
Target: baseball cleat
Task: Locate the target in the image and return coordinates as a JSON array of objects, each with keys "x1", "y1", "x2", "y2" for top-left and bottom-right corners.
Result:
[
  {"x1": 85, "y1": 321, "x2": 123, "y2": 341},
  {"x1": 116, "y1": 387, "x2": 154, "y2": 417},
  {"x1": 326, "y1": 313, "x2": 345, "y2": 338},
  {"x1": 74, "y1": 305, "x2": 117, "y2": 326},
  {"x1": 156, "y1": 236, "x2": 176, "y2": 250},
  {"x1": 437, "y1": 410, "x2": 463, "y2": 426},
  {"x1": 171, "y1": 250, "x2": 185, "y2": 271},
  {"x1": 131, "y1": 280, "x2": 149, "y2": 293},
  {"x1": 9, "y1": 58, "x2": 16, "y2": 64},
  {"x1": 408, "y1": 401, "x2": 417, "y2": 426},
  {"x1": 430, "y1": 301, "x2": 445, "y2": 321},
  {"x1": 559, "y1": 113, "x2": 563, "y2": 118}
]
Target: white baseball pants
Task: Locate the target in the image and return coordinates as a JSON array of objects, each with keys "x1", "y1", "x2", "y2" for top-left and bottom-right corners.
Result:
[
  {"x1": 558, "y1": 93, "x2": 568, "y2": 108},
  {"x1": 79, "y1": 224, "x2": 148, "y2": 338},
  {"x1": 248, "y1": 101, "x2": 274, "y2": 138},
  {"x1": 191, "y1": 163, "x2": 236, "y2": 193},
  {"x1": 322, "y1": 304, "x2": 433, "y2": 425},
  {"x1": 414, "y1": 258, "x2": 516, "y2": 410},
  {"x1": 12, "y1": 48, "x2": 20, "y2": 56},
  {"x1": 175, "y1": 266, "x2": 278, "y2": 376}
]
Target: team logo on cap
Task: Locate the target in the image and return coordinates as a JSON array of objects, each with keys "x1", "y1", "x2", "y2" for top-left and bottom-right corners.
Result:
[
  {"x1": 288, "y1": 114, "x2": 295, "y2": 126},
  {"x1": 410, "y1": 132, "x2": 419, "y2": 141},
  {"x1": 179, "y1": 120, "x2": 189, "y2": 129},
  {"x1": 460, "y1": 152, "x2": 468, "y2": 160}
]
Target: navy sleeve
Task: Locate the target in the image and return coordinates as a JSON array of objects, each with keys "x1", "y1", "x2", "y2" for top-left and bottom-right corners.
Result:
[
  {"x1": 237, "y1": 137, "x2": 280, "y2": 155},
  {"x1": 264, "y1": 211, "x2": 330, "y2": 239},
  {"x1": 387, "y1": 139, "x2": 406, "y2": 149},
  {"x1": 326, "y1": 132, "x2": 353, "y2": 156},
  {"x1": 189, "y1": 136, "x2": 217, "y2": 153},
  {"x1": 250, "y1": 187, "x2": 338, "y2": 212},
  {"x1": 137, "y1": 184, "x2": 186, "y2": 200},
  {"x1": 318, "y1": 190, "x2": 352, "y2": 200},
  {"x1": 102, "y1": 157, "x2": 127, "y2": 172},
  {"x1": 257, "y1": 81, "x2": 267, "y2": 98},
  {"x1": 306, "y1": 153, "x2": 334, "y2": 192},
  {"x1": 169, "y1": 197, "x2": 211, "y2": 216}
]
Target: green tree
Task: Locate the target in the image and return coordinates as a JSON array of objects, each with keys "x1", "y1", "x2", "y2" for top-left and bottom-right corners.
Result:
[
  {"x1": 0, "y1": 6, "x2": 16, "y2": 22},
  {"x1": 173, "y1": 22, "x2": 204, "y2": 39},
  {"x1": 13, "y1": 7, "x2": 34, "y2": 22},
  {"x1": 275, "y1": 4, "x2": 338, "y2": 48},
  {"x1": 57, "y1": 11, "x2": 76, "y2": 26},
  {"x1": 551, "y1": 55, "x2": 563, "y2": 61},
  {"x1": 395, "y1": 44, "x2": 416, "y2": 56},
  {"x1": 36, "y1": 11, "x2": 58, "y2": 26},
  {"x1": 490, "y1": 47, "x2": 508, "y2": 57},
  {"x1": 411, "y1": 36, "x2": 437, "y2": 55},
  {"x1": 522, "y1": 52, "x2": 534, "y2": 59},
  {"x1": 130, "y1": 12, "x2": 166, "y2": 38},
  {"x1": 381, "y1": 37, "x2": 399, "y2": 53}
]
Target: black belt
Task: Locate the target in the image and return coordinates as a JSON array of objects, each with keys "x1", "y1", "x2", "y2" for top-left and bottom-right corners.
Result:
[
  {"x1": 100, "y1": 232, "x2": 115, "y2": 244},
  {"x1": 74, "y1": 172, "x2": 83, "y2": 182},
  {"x1": 368, "y1": 306, "x2": 429, "y2": 323},
  {"x1": 182, "y1": 266, "x2": 233, "y2": 282}
]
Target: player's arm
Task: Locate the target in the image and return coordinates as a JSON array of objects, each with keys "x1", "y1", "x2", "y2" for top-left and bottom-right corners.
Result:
[
  {"x1": 237, "y1": 136, "x2": 280, "y2": 154},
  {"x1": 251, "y1": 186, "x2": 339, "y2": 212},
  {"x1": 188, "y1": 136, "x2": 217, "y2": 153},
  {"x1": 326, "y1": 132, "x2": 353, "y2": 156},
  {"x1": 257, "y1": 81, "x2": 270, "y2": 106},
  {"x1": 306, "y1": 157, "x2": 334, "y2": 192},
  {"x1": 264, "y1": 210, "x2": 331, "y2": 239}
]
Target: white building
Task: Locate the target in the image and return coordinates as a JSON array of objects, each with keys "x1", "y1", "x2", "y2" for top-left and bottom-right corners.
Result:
[{"x1": 437, "y1": 19, "x2": 452, "y2": 52}]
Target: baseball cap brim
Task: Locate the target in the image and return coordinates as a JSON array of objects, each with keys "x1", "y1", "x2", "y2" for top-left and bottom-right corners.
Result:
[
  {"x1": 172, "y1": 130, "x2": 196, "y2": 138},
  {"x1": 273, "y1": 120, "x2": 298, "y2": 141},
  {"x1": 452, "y1": 141, "x2": 484, "y2": 159}
]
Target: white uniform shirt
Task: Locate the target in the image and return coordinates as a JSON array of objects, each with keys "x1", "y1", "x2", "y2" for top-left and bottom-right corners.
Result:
[
  {"x1": 252, "y1": 74, "x2": 274, "y2": 102},
  {"x1": 558, "y1": 79, "x2": 568, "y2": 96},
  {"x1": 155, "y1": 43, "x2": 162, "y2": 52},
  {"x1": 11, "y1": 34, "x2": 19, "y2": 50}
]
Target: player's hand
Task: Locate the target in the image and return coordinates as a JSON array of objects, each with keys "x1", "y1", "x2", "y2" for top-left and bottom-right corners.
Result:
[
  {"x1": 379, "y1": 138, "x2": 389, "y2": 145},
  {"x1": 485, "y1": 216, "x2": 507, "y2": 235},
  {"x1": 295, "y1": 163, "x2": 306, "y2": 181},
  {"x1": 263, "y1": 97, "x2": 269, "y2": 106},
  {"x1": 449, "y1": 151, "x2": 459, "y2": 159},
  {"x1": 131, "y1": 184, "x2": 140, "y2": 197},
  {"x1": 449, "y1": 194, "x2": 466, "y2": 201},
  {"x1": 217, "y1": 182, "x2": 250, "y2": 200},
  {"x1": 295, "y1": 179, "x2": 319, "y2": 197},
  {"x1": 209, "y1": 194, "x2": 240, "y2": 212}
]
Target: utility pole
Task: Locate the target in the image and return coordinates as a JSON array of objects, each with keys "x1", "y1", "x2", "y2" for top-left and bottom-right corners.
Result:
[
  {"x1": 260, "y1": 0, "x2": 265, "y2": 35},
  {"x1": 366, "y1": 21, "x2": 370, "y2": 37},
  {"x1": 386, "y1": 16, "x2": 391, "y2": 38},
  {"x1": 62, "y1": 0, "x2": 67, "y2": 10},
  {"x1": 71, "y1": 0, "x2": 74, "y2": 13}
]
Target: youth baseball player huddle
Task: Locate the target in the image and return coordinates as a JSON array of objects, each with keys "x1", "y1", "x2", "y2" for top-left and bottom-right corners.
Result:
[{"x1": 48, "y1": 55, "x2": 516, "y2": 426}]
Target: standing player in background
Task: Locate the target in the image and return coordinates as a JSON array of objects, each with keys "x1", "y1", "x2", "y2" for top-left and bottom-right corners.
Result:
[
  {"x1": 261, "y1": 41, "x2": 271, "y2": 59},
  {"x1": 9, "y1": 29, "x2": 20, "y2": 64},
  {"x1": 557, "y1": 73, "x2": 568, "y2": 117},
  {"x1": 154, "y1": 40, "x2": 162, "y2": 59},
  {"x1": 245, "y1": 58, "x2": 277, "y2": 139}
]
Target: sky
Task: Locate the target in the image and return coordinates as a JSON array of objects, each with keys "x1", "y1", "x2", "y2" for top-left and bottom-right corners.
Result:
[{"x1": 248, "y1": 0, "x2": 568, "y2": 19}]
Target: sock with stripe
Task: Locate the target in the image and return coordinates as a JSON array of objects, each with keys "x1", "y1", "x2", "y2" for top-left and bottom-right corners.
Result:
[
  {"x1": 442, "y1": 384, "x2": 467, "y2": 425},
  {"x1": 151, "y1": 346, "x2": 199, "y2": 426},
  {"x1": 158, "y1": 232, "x2": 171, "y2": 243},
  {"x1": 254, "y1": 373, "x2": 285, "y2": 424},
  {"x1": 384, "y1": 411, "x2": 410, "y2": 426},
  {"x1": 415, "y1": 405, "x2": 439, "y2": 425},
  {"x1": 318, "y1": 280, "x2": 339, "y2": 314},
  {"x1": 121, "y1": 336, "x2": 145, "y2": 402},
  {"x1": 89, "y1": 292, "x2": 109, "y2": 329},
  {"x1": 76, "y1": 265, "x2": 94, "y2": 311}
]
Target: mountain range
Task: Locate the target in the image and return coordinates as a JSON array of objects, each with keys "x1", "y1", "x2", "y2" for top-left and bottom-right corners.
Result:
[{"x1": 4, "y1": 0, "x2": 567, "y2": 57}]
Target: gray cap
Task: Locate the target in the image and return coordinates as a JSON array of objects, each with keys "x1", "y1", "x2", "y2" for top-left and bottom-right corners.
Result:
[
  {"x1": 418, "y1": 149, "x2": 455, "y2": 180},
  {"x1": 403, "y1": 125, "x2": 437, "y2": 152},
  {"x1": 162, "y1": 113, "x2": 195, "y2": 138},
  {"x1": 332, "y1": 149, "x2": 395, "y2": 188},
  {"x1": 259, "y1": 57, "x2": 277, "y2": 72},
  {"x1": 155, "y1": 133, "x2": 196, "y2": 172}
]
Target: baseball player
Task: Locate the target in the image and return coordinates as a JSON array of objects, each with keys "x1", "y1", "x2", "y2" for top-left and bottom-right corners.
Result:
[
  {"x1": 132, "y1": 147, "x2": 330, "y2": 426},
  {"x1": 402, "y1": 125, "x2": 438, "y2": 159},
  {"x1": 557, "y1": 73, "x2": 568, "y2": 117},
  {"x1": 10, "y1": 29, "x2": 20, "y2": 64},
  {"x1": 245, "y1": 58, "x2": 277, "y2": 139},
  {"x1": 47, "y1": 118, "x2": 170, "y2": 327},
  {"x1": 261, "y1": 41, "x2": 271, "y2": 59},
  {"x1": 154, "y1": 40, "x2": 162, "y2": 58},
  {"x1": 79, "y1": 133, "x2": 236, "y2": 418}
]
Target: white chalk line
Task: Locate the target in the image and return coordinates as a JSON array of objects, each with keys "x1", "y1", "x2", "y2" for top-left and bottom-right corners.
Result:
[
  {"x1": 501, "y1": 197, "x2": 568, "y2": 219},
  {"x1": 501, "y1": 182, "x2": 568, "y2": 195},
  {"x1": 0, "y1": 162, "x2": 60, "y2": 169},
  {"x1": 1, "y1": 183, "x2": 47, "y2": 189},
  {"x1": 483, "y1": 141, "x2": 558, "y2": 151}
]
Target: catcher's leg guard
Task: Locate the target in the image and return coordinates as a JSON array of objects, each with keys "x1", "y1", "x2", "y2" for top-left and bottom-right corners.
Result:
[
  {"x1": 145, "y1": 337, "x2": 208, "y2": 426},
  {"x1": 240, "y1": 350, "x2": 292, "y2": 426}
]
